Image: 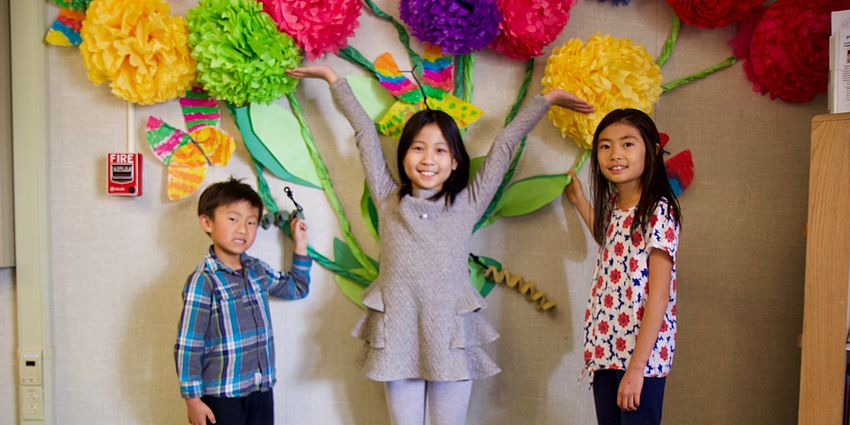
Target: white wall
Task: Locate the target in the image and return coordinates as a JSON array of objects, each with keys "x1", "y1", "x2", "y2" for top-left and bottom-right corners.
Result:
[
  {"x1": 9, "y1": 0, "x2": 821, "y2": 424},
  {"x1": 1, "y1": 268, "x2": 17, "y2": 424}
]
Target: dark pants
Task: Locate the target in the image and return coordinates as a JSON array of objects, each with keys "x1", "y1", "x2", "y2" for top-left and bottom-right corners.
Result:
[
  {"x1": 592, "y1": 370, "x2": 666, "y2": 425},
  {"x1": 201, "y1": 389, "x2": 274, "y2": 425}
]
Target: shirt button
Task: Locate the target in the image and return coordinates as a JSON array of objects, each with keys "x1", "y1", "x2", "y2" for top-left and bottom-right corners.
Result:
[{"x1": 420, "y1": 213, "x2": 429, "y2": 219}]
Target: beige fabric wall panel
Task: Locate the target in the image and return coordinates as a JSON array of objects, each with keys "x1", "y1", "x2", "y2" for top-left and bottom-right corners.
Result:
[
  {"x1": 38, "y1": 1, "x2": 818, "y2": 424},
  {"x1": 1, "y1": 268, "x2": 17, "y2": 424}
]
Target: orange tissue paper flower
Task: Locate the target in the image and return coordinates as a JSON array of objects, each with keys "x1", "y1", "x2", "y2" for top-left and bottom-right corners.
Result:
[
  {"x1": 79, "y1": 0, "x2": 196, "y2": 105},
  {"x1": 542, "y1": 34, "x2": 662, "y2": 150}
]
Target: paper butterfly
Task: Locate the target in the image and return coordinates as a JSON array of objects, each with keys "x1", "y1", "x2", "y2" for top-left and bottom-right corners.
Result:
[
  {"x1": 660, "y1": 132, "x2": 694, "y2": 196},
  {"x1": 145, "y1": 88, "x2": 235, "y2": 200},
  {"x1": 45, "y1": 7, "x2": 86, "y2": 46},
  {"x1": 374, "y1": 43, "x2": 484, "y2": 137}
]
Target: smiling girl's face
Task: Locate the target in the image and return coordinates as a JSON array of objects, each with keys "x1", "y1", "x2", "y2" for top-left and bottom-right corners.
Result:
[{"x1": 402, "y1": 123, "x2": 458, "y2": 193}]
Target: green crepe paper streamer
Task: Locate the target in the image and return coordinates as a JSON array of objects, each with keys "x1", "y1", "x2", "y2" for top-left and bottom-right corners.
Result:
[
  {"x1": 473, "y1": 59, "x2": 534, "y2": 232},
  {"x1": 656, "y1": 15, "x2": 680, "y2": 68},
  {"x1": 249, "y1": 102, "x2": 323, "y2": 188},
  {"x1": 230, "y1": 105, "x2": 321, "y2": 189},
  {"x1": 461, "y1": 54, "x2": 474, "y2": 102},
  {"x1": 494, "y1": 150, "x2": 590, "y2": 217},
  {"x1": 468, "y1": 254, "x2": 501, "y2": 297},
  {"x1": 360, "y1": 181, "x2": 380, "y2": 241},
  {"x1": 662, "y1": 56, "x2": 737, "y2": 93},
  {"x1": 338, "y1": 46, "x2": 377, "y2": 74},
  {"x1": 252, "y1": 160, "x2": 373, "y2": 288},
  {"x1": 347, "y1": 75, "x2": 396, "y2": 121},
  {"x1": 335, "y1": 275, "x2": 366, "y2": 308},
  {"x1": 361, "y1": 0, "x2": 423, "y2": 70},
  {"x1": 286, "y1": 92, "x2": 379, "y2": 277},
  {"x1": 187, "y1": 0, "x2": 302, "y2": 106}
]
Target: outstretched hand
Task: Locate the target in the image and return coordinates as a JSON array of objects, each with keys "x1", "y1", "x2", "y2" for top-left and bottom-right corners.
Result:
[
  {"x1": 286, "y1": 66, "x2": 338, "y2": 84},
  {"x1": 543, "y1": 89, "x2": 595, "y2": 114}
]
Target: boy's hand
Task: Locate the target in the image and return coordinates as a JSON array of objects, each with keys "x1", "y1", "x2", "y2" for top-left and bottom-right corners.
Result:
[
  {"x1": 564, "y1": 170, "x2": 586, "y2": 206},
  {"x1": 286, "y1": 66, "x2": 338, "y2": 84},
  {"x1": 186, "y1": 398, "x2": 215, "y2": 425},
  {"x1": 291, "y1": 218, "x2": 308, "y2": 256},
  {"x1": 617, "y1": 367, "x2": 645, "y2": 412},
  {"x1": 543, "y1": 89, "x2": 595, "y2": 114}
]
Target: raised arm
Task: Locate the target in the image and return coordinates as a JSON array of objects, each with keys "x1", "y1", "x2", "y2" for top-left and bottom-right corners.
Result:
[
  {"x1": 287, "y1": 66, "x2": 398, "y2": 202},
  {"x1": 469, "y1": 89, "x2": 594, "y2": 213},
  {"x1": 564, "y1": 170, "x2": 594, "y2": 232}
]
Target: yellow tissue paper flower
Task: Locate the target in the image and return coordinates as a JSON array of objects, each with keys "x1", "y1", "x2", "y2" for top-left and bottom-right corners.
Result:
[
  {"x1": 80, "y1": 0, "x2": 196, "y2": 105},
  {"x1": 542, "y1": 34, "x2": 662, "y2": 150}
]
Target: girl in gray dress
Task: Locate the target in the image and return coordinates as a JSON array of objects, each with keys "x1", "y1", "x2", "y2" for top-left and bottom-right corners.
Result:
[{"x1": 287, "y1": 65, "x2": 593, "y2": 425}]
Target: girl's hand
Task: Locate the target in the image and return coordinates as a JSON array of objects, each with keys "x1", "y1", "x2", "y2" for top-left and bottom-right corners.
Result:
[
  {"x1": 290, "y1": 217, "x2": 308, "y2": 256},
  {"x1": 617, "y1": 367, "x2": 645, "y2": 412},
  {"x1": 186, "y1": 398, "x2": 216, "y2": 425},
  {"x1": 564, "y1": 170, "x2": 586, "y2": 206},
  {"x1": 543, "y1": 89, "x2": 595, "y2": 114},
  {"x1": 286, "y1": 66, "x2": 338, "y2": 84}
]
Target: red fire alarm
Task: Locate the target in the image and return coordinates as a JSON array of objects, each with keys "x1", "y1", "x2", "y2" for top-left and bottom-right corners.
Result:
[{"x1": 106, "y1": 152, "x2": 143, "y2": 197}]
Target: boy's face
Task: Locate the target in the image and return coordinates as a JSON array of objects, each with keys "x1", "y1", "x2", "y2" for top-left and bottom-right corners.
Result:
[{"x1": 199, "y1": 200, "x2": 260, "y2": 265}]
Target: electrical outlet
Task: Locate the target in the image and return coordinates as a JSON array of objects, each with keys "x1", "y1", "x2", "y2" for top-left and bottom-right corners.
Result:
[{"x1": 21, "y1": 386, "x2": 43, "y2": 420}]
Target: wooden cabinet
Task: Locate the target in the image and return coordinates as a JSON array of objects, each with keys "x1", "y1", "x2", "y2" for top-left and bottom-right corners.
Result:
[{"x1": 798, "y1": 113, "x2": 850, "y2": 425}]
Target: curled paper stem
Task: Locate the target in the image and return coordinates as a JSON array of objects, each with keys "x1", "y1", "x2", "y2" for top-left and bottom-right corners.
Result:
[
  {"x1": 472, "y1": 255, "x2": 557, "y2": 312},
  {"x1": 662, "y1": 55, "x2": 737, "y2": 93},
  {"x1": 338, "y1": 46, "x2": 377, "y2": 74},
  {"x1": 656, "y1": 15, "x2": 680, "y2": 67},
  {"x1": 286, "y1": 92, "x2": 378, "y2": 277},
  {"x1": 362, "y1": 0, "x2": 422, "y2": 70}
]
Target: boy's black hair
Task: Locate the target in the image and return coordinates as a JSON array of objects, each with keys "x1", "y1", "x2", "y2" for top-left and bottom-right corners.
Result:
[
  {"x1": 589, "y1": 108, "x2": 681, "y2": 244},
  {"x1": 396, "y1": 109, "x2": 471, "y2": 206},
  {"x1": 197, "y1": 177, "x2": 264, "y2": 218}
]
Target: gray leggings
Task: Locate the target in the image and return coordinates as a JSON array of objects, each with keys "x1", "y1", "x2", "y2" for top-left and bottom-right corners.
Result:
[{"x1": 384, "y1": 379, "x2": 473, "y2": 425}]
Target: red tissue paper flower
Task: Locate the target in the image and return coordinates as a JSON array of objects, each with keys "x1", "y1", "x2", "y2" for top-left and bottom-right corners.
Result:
[
  {"x1": 490, "y1": 0, "x2": 577, "y2": 61},
  {"x1": 258, "y1": 0, "x2": 363, "y2": 61},
  {"x1": 731, "y1": 0, "x2": 850, "y2": 103},
  {"x1": 666, "y1": 0, "x2": 765, "y2": 29}
]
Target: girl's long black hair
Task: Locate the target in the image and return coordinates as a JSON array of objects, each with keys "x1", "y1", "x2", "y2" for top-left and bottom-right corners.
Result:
[
  {"x1": 396, "y1": 108, "x2": 470, "y2": 206},
  {"x1": 589, "y1": 109, "x2": 681, "y2": 244}
]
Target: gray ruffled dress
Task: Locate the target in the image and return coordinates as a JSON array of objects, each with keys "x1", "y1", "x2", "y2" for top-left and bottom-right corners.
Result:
[{"x1": 331, "y1": 78, "x2": 552, "y2": 382}]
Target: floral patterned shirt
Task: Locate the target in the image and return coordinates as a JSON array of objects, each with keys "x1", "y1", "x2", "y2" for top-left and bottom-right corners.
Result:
[{"x1": 583, "y1": 199, "x2": 679, "y2": 378}]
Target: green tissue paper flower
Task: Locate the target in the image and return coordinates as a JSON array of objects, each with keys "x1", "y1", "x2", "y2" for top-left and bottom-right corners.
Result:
[{"x1": 187, "y1": 0, "x2": 302, "y2": 105}]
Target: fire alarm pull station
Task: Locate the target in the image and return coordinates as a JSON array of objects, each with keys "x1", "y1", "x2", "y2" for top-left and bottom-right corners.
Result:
[{"x1": 107, "y1": 152, "x2": 143, "y2": 197}]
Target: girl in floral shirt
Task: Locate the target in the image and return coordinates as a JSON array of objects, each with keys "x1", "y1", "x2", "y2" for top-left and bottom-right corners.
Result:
[{"x1": 564, "y1": 109, "x2": 681, "y2": 425}]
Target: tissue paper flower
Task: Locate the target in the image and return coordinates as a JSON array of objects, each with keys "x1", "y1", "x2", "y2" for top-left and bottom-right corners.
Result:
[
  {"x1": 667, "y1": 0, "x2": 764, "y2": 29},
  {"x1": 79, "y1": 0, "x2": 196, "y2": 105},
  {"x1": 490, "y1": 0, "x2": 577, "y2": 61},
  {"x1": 542, "y1": 34, "x2": 662, "y2": 150},
  {"x1": 400, "y1": 0, "x2": 501, "y2": 55},
  {"x1": 187, "y1": 0, "x2": 302, "y2": 105},
  {"x1": 50, "y1": 0, "x2": 92, "y2": 11},
  {"x1": 732, "y1": 0, "x2": 850, "y2": 102},
  {"x1": 257, "y1": 0, "x2": 362, "y2": 61}
]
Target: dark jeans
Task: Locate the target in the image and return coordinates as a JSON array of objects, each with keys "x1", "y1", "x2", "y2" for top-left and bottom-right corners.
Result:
[
  {"x1": 592, "y1": 370, "x2": 666, "y2": 425},
  {"x1": 202, "y1": 389, "x2": 274, "y2": 425}
]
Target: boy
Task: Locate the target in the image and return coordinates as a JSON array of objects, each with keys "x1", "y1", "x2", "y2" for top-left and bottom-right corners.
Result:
[{"x1": 175, "y1": 178, "x2": 311, "y2": 425}]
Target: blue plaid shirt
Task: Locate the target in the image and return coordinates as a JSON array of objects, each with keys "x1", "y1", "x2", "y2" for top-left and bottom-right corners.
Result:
[{"x1": 174, "y1": 246, "x2": 312, "y2": 399}]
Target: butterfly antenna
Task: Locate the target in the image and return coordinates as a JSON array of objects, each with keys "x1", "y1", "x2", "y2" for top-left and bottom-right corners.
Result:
[{"x1": 403, "y1": 65, "x2": 431, "y2": 110}]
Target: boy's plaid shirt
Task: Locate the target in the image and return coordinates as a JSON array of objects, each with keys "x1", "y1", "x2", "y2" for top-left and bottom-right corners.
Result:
[{"x1": 174, "y1": 247, "x2": 312, "y2": 398}]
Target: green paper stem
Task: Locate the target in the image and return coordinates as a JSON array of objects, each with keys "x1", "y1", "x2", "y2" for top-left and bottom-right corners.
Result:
[
  {"x1": 567, "y1": 149, "x2": 591, "y2": 186},
  {"x1": 361, "y1": 0, "x2": 422, "y2": 70},
  {"x1": 656, "y1": 15, "x2": 680, "y2": 68},
  {"x1": 285, "y1": 92, "x2": 378, "y2": 277},
  {"x1": 252, "y1": 160, "x2": 371, "y2": 286},
  {"x1": 454, "y1": 55, "x2": 465, "y2": 99},
  {"x1": 473, "y1": 59, "x2": 535, "y2": 232},
  {"x1": 454, "y1": 54, "x2": 475, "y2": 101},
  {"x1": 338, "y1": 46, "x2": 377, "y2": 74},
  {"x1": 662, "y1": 55, "x2": 737, "y2": 93}
]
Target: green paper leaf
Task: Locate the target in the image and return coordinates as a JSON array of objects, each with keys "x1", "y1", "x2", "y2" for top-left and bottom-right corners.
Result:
[
  {"x1": 468, "y1": 156, "x2": 485, "y2": 183},
  {"x1": 249, "y1": 102, "x2": 323, "y2": 188},
  {"x1": 347, "y1": 75, "x2": 396, "y2": 121},
  {"x1": 333, "y1": 237, "x2": 379, "y2": 281},
  {"x1": 468, "y1": 255, "x2": 501, "y2": 297},
  {"x1": 230, "y1": 105, "x2": 320, "y2": 189},
  {"x1": 360, "y1": 181, "x2": 380, "y2": 241},
  {"x1": 494, "y1": 174, "x2": 569, "y2": 218},
  {"x1": 335, "y1": 275, "x2": 365, "y2": 309}
]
